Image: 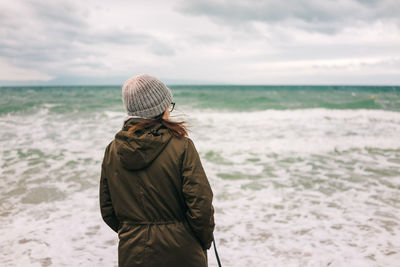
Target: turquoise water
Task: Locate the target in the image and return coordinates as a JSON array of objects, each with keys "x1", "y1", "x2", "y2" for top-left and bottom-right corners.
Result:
[
  {"x1": 1, "y1": 85, "x2": 399, "y2": 115},
  {"x1": 173, "y1": 85, "x2": 400, "y2": 111},
  {"x1": 0, "y1": 85, "x2": 399, "y2": 266}
]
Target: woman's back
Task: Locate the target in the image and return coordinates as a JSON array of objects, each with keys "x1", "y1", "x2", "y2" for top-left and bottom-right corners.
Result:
[{"x1": 100, "y1": 117, "x2": 215, "y2": 267}]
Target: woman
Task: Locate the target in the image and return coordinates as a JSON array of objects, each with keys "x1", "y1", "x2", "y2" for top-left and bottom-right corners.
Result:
[{"x1": 99, "y1": 74, "x2": 215, "y2": 267}]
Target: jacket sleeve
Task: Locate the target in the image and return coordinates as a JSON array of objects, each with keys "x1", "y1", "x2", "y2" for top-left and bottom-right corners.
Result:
[
  {"x1": 182, "y1": 138, "x2": 215, "y2": 249},
  {"x1": 99, "y1": 144, "x2": 119, "y2": 232}
]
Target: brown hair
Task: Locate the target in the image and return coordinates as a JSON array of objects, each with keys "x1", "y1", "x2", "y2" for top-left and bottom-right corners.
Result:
[{"x1": 127, "y1": 113, "x2": 188, "y2": 138}]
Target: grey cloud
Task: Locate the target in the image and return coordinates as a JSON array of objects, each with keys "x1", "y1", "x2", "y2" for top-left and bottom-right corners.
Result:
[
  {"x1": 0, "y1": 0, "x2": 92, "y2": 67},
  {"x1": 370, "y1": 57, "x2": 400, "y2": 68},
  {"x1": 309, "y1": 57, "x2": 400, "y2": 71},
  {"x1": 76, "y1": 30, "x2": 151, "y2": 45},
  {"x1": 69, "y1": 61, "x2": 108, "y2": 69},
  {"x1": 26, "y1": 0, "x2": 88, "y2": 28},
  {"x1": 205, "y1": 38, "x2": 400, "y2": 70},
  {"x1": 355, "y1": 0, "x2": 380, "y2": 6},
  {"x1": 177, "y1": 0, "x2": 400, "y2": 34},
  {"x1": 0, "y1": 0, "x2": 174, "y2": 76},
  {"x1": 150, "y1": 41, "x2": 175, "y2": 56},
  {"x1": 190, "y1": 33, "x2": 226, "y2": 44}
]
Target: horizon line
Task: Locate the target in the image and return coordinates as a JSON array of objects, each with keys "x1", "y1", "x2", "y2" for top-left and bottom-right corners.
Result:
[{"x1": 1, "y1": 83, "x2": 400, "y2": 87}]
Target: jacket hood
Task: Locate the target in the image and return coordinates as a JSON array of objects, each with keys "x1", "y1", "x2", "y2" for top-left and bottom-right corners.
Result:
[{"x1": 114, "y1": 118, "x2": 173, "y2": 170}]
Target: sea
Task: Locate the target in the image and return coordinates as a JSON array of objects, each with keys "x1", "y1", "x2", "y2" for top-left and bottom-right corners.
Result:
[{"x1": 0, "y1": 85, "x2": 399, "y2": 267}]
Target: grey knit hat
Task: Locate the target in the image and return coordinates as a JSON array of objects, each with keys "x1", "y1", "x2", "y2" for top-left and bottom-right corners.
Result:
[{"x1": 122, "y1": 74, "x2": 173, "y2": 119}]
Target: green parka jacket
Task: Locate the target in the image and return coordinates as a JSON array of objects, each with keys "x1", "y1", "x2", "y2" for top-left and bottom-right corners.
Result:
[{"x1": 100, "y1": 118, "x2": 215, "y2": 267}]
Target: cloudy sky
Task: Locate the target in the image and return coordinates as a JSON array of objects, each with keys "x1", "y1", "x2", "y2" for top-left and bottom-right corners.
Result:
[{"x1": 1, "y1": 0, "x2": 399, "y2": 85}]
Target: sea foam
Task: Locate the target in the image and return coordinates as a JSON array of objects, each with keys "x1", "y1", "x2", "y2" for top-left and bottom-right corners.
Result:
[{"x1": 0, "y1": 100, "x2": 399, "y2": 266}]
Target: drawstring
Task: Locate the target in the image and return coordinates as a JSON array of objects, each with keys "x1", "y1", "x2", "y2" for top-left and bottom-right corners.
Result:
[{"x1": 213, "y1": 238, "x2": 222, "y2": 267}]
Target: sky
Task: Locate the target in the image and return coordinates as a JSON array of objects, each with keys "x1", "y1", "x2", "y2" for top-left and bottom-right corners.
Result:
[{"x1": 0, "y1": 0, "x2": 400, "y2": 85}]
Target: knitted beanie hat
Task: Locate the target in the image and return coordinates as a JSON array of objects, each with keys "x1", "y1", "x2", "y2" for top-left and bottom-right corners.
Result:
[{"x1": 122, "y1": 74, "x2": 173, "y2": 119}]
